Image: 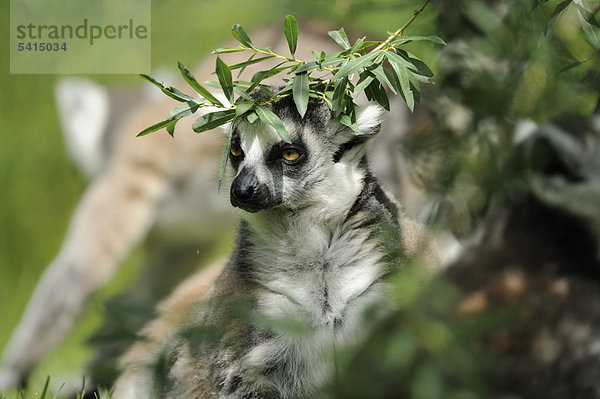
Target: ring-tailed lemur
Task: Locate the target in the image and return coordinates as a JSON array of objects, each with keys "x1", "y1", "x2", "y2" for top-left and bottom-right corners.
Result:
[{"x1": 113, "y1": 93, "x2": 426, "y2": 399}]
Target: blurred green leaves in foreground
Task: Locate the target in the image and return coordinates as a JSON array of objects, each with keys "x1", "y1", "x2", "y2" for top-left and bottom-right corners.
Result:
[
  {"x1": 404, "y1": 0, "x2": 600, "y2": 236},
  {"x1": 328, "y1": 0, "x2": 600, "y2": 397}
]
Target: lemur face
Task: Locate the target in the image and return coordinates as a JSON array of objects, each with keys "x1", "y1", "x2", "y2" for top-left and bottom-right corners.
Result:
[{"x1": 227, "y1": 95, "x2": 383, "y2": 213}]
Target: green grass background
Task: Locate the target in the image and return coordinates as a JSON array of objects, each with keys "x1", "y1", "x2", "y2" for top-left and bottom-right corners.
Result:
[{"x1": 0, "y1": 0, "x2": 436, "y2": 396}]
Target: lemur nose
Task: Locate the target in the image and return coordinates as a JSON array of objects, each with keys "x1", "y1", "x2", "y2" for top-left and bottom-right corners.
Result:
[
  {"x1": 230, "y1": 167, "x2": 276, "y2": 212},
  {"x1": 233, "y1": 183, "x2": 254, "y2": 201},
  {"x1": 231, "y1": 167, "x2": 261, "y2": 209}
]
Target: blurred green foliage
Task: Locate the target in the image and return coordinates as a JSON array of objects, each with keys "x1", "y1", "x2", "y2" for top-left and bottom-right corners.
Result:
[
  {"x1": 328, "y1": 0, "x2": 600, "y2": 397},
  {"x1": 404, "y1": 0, "x2": 600, "y2": 236}
]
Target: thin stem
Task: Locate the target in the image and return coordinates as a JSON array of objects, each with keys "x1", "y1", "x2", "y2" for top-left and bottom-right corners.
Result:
[
  {"x1": 253, "y1": 47, "x2": 301, "y2": 63},
  {"x1": 372, "y1": 0, "x2": 431, "y2": 52}
]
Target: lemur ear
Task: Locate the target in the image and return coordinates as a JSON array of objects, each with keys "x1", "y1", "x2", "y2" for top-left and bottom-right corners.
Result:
[
  {"x1": 220, "y1": 121, "x2": 232, "y2": 135},
  {"x1": 356, "y1": 104, "x2": 384, "y2": 136},
  {"x1": 332, "y1": 104, "x2": 384, "y2": 163}
]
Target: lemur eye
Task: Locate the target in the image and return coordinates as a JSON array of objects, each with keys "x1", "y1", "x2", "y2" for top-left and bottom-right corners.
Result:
[
  {"x1": 230, "y1": 144, "x2": 243, "y2": 157},
  {"x1": 281, "y1": 148, "x2": 300, "y2": 162}
]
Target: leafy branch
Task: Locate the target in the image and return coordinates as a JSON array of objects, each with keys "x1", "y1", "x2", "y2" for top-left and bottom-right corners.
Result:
[{"x1": 138, "y1": 1, "x2": 443, "y2": 181}]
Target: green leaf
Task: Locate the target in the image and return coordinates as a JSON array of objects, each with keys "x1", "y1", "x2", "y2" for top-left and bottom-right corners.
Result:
[
  {"x1": 349, "y1": 37, "x2": 365, "y2": 54},
  {"x1": 216, "y1": 57, "x2": 234, "y2": 102},
  {"x1": 255, "y1": 106, "x2": 291, "y2": 143},
  {"x1": 284, "y1": 15, "x2": 299, "y2": 56},
  {"x1": 250, "y1": 65, "x2": 289, "y2": 83},
  {"x1": 384, "y1": 51, "x2": 415, "y2": 71},
  {"x1": 405, "y1": 52, "x2": 434, "y2": 77},
  {"x1": 204, "y1": 81, "x2": 222, "y2": 89},
  {"x1": 293, "y1": 71, "x2": 309, "y2": 118},
  {"x1": 218, "y1": 123, "x2": 234, "y2": 187},
  {"x1": 355, "y1": 40, "x2": 380, "y2": 52},
  {"x1": 340, "y1": 114, "x2": 360, "y2": 133},
  {"x1": 396, "y1": 64, "x2": 415, "y2": 112},
  {"x1": 275, "y1": 83, "x2": 294, "y2": 97},
  {"x1": 371, "y1": 65, "x2": 398, "y2": 94},
  {"x1": 386, "y1": 66, "x2": 403, "y2": 92},
  {"x1": 258, "y1": 85, "x2": 276, "y2": 98},
  {"x1": 575, "y1": 0, "x2": 600, "y2": 49},
  {"x1": 365, "y1": 78, "x2": 390, "y2": 111},
  {"x1": 168, "y1": 98, "x2": 202, "y2": 120},
  {"x1": 231, "y1": 24, "x2": 253, "y2": 47},
  {"x1": 247, "y1": 64, "x2": 291, "y2": 92},
  {"x1": 192, "y1": 109, "x2": 236, "y2": 133},
  {"x1": 229, "y1": 55, "x2": 275, "y2": 71},
  {"x1": 140, "y1": 74, "x2": 194, "y2": 102},
  {"x1": 233, "y1": 80, "x2": 252, "y2": 87},
  {"x1": 386, "y1": 51, "x2": 434, "y2": 79},
  {"x1": 212, "y1": 46, "x2": 246, "y2": 54},
  {"x1": 318, "y1": 51, "x2": 327, "y2": 67},
  {"x1": 166, "y1": 120, "x2": 177, "y2": 136},
  {"x1": 138, "y1": 118, "x2": 175, "y2": 137},
  {"x1": 353, "y1": 72, "x2": 375, "y2": 99},
  {"x1": 392, "y1": 35, "x2": 446, "y2": 46},
  {"x1": 408, "y1": 72, "x2": 420, "y2": 104},
  {"x1": 323, "y1": 52, "x2": 345, "y2": 65},
  {"x1": 550, "y1": 0, "x2": 572, "y2": 19},
  {"x1": 558, "y1": 58, "x2": 589, "y2": 74},
  {"x1": 332, "y1": 76, "x2": 348, "y2": 117},
  {"x1": 328, "y1": 27, "x2": 351, "y2": 50},
  {"x1": 142, "y1": 102, "x2": 189, "y2": 137},
  {"x1": 295, "y1": 61, "x2": 318, "y2": 73},
  {"x1": 236, "y1": 54, "x2": 254, "y2": 79},
  {"x1": 233, "y1": 86, "x2": 253, "y2": 101},
  {"x1": 298, "y1": 53, "x2": 345, "y2": 73},
  {"x1": 40, "y1": 376, "x2": 50, "y2": 399},
  {"x1": 574, "y1": 1, "x2": 600, "y2": 28},
  {"x1": 312, "y1": 50, "x2": 327, "y2": 64},
  {"x1": 51, "y1": 383, "x2": 65, "y2": 399},
  {"x1": 178, "y1": 62, "x2": 224, "y2": 106},
  {"x1": 344, "y1": 95, "x2": 356, "y2": 116},
  {"x1": 333, "y1": 51, "x2": 382, "y2": 80},
  {"x1": 235, "y1": 101, "x2": 255, "y2": 117},
  {"x1": 581, "y1": 19, "x2": 600, "y2": 49},
  {"x1": 247, "y1": 111, "x2": 259, "y2": 123}
]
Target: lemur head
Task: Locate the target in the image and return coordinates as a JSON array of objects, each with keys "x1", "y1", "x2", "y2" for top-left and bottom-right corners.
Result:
[{"x1": 227, "y1": 93, "x2": 383, "y2": 215}]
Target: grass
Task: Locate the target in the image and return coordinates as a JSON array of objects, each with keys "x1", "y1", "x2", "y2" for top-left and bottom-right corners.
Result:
[
  {"x1": 0, "y1": 376, "x2": 112, "y2": 399},
  {"x1": 0, "y1": 0, "x2": 436, "y2": 397}
]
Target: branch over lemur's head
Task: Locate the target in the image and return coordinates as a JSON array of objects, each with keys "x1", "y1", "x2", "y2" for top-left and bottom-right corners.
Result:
[{"x1": 227, "y1": 94, "x2": 383, "y2": 214}]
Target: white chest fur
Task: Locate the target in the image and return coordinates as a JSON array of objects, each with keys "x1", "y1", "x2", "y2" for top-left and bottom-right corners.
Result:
[
  {"x1": 238, "y1": 211, "x2": 388, "y2": 397},
  {"x1": 250, "y1": 216, "x2": 384, "y2": 327}
]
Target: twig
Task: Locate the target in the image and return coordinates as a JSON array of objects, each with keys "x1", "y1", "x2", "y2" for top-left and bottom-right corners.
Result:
[
  {"x1": 253, "y1": 47, "x2": 301, "y2": 63},
  {"x1": 372, "y1": 0, "x2": 431, "y2": 52}
]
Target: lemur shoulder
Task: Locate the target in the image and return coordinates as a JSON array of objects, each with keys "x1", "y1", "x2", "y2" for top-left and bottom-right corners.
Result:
[{"x1": 113, "y1": 94, "x2": 429, "y2": 399}]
